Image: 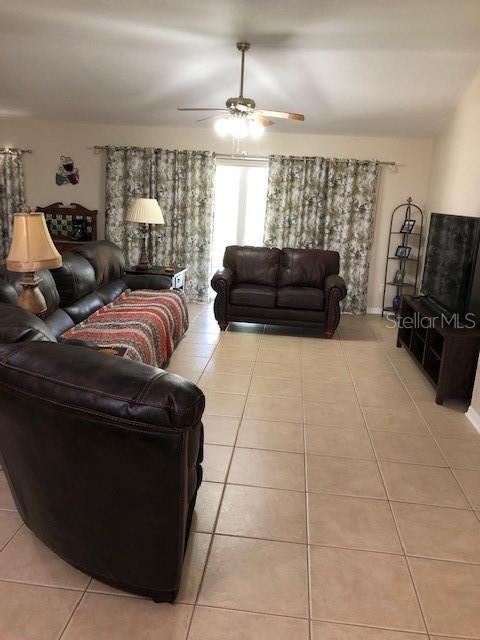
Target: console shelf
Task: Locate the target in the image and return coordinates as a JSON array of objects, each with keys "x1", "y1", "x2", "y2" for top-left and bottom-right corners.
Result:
[{"x1": 397, "y1": 295, "x2": 480, "y2": 404}]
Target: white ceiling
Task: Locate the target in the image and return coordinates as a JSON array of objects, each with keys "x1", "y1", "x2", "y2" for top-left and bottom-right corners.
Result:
[{"x1": 1, "y1": 0, "x2": 480, "y2": 136}]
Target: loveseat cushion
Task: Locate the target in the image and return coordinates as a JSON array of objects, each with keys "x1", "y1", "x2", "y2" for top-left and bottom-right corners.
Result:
[
  {"x1": 279, "y1": 248, "x2": 329, "y2": 288},
  {"x1": 277, "y1": 286, "x2": 325, "y2": 311},
  {"x1": 230, "y1": 284, "x2": 277, "y2": 308},
  {"x1": 224, "y1": 245, "x2": 280, "y2": 286}
]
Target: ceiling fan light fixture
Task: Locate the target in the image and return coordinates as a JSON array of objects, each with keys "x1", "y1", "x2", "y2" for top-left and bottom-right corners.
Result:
[
  {"x1": 214, "y1": 117, "x2": 231, "y2": 137},
  {"x1": 178, "y1": 42, "x2": 304, "y2": 137},
  {"x1": 248, "y1": 117, "x2": 265, "y2": 139},
  {"x1": 230, "y1": 116, "x2": 248, "y2": 139}
]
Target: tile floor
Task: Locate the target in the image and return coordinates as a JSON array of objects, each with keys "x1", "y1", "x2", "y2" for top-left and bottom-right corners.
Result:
[{"x1": 1, "y1": 305, "x2": 480, "y2": 639}]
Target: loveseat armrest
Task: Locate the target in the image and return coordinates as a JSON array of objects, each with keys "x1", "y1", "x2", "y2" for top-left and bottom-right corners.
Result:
[
  {"x1": 324, "y1": 274, "x2": 347, "y2": 299},
  {"x1": 211, "y1": 267, "x2": 234, "y2": 292},
  {"x1": 211, "y1": 267, "x2": 234, "y2": 330},
  {"x1": 124, "y1": 273, "x2": 171, "y2": 291},
  {"x1": 324, "y1": 274, "x2": 347, "y2": 338}
]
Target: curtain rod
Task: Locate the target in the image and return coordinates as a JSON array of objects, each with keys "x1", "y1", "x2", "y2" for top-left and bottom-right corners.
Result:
[
  {"x1": 91, "y1": 146, "x2": 395, "y2": 167},
  {"x1": 0, "y1": 147, "x2": 32, "y2": 154},
  {"x1": 90, "y1": 145, "x2": 211, "y2": 154},
  {"x1": 216, "y1": 153, "x2": 396, "y2": 166}
]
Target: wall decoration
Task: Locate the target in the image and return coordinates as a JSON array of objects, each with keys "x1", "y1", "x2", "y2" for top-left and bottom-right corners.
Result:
[{"x1": 56, "y1": 155, "x2": 79, "y2": 186}]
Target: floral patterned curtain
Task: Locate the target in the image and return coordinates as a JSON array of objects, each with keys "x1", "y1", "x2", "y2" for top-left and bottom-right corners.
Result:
[
  {"x1": 0, "y1": 151, "x2": 25, "y2": 260},
  {"x1": 105, "y1": 146, "x2": 215, "y2": 302},
  {"x1": 264, "y1": 156, "x2": 379, "y2": 314}
]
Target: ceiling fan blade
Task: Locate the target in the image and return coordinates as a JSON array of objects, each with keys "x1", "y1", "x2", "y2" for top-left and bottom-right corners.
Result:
[
  {"x1": 256, "y1": 109, "x2": 305, "y2": 122},
  {"x1": 196, "y1": 114, "x2": 221, "y2": 122},
  {"x1": 177, "y1": 108, "x2": 228, "y2": 112},
  {"x1": 255, "y1": 115, "x2": 274, "y2": 127}
]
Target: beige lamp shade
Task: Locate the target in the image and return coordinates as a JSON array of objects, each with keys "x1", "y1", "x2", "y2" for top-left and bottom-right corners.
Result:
[
  {"x1": 126, "y1": 198, "x2": 165, "y2": 225},
  {"x1": 7, "y1": 212, "x2": 62, "y2": 272}
]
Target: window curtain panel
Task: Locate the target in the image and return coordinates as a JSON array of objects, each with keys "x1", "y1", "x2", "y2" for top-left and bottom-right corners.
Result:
[
  {"x1": 105, "y1": 146, "x2": 215, "y2": 302},
  {"x1": 264, "y1": 156, "x2": 379, "y2": 314},
  {"x1": 0, "y1": 150, "x2": 25, "y2": 260}
]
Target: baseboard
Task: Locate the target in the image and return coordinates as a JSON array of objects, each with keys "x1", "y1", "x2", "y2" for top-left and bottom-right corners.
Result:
[
  {"x1": 466, "y1": 405, "x2": 480, "y2": 434},
  {"x1": 366, "y1": 307, "x2": 382, "y2": 315}
]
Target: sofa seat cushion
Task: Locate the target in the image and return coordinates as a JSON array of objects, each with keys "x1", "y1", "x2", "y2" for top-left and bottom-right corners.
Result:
[
  {"x1": 230, "y1": 284, "x2": 277, "y2": 308},
  {"x1": 277, "y1": 286, "x2": 325, "y2": 311},
  {"x1": 62, "y1": 289, "x2": 189, "y2": 367}
]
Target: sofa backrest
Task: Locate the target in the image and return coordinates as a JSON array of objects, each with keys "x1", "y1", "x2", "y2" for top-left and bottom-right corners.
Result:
[
  {"x1": 278, "y1": 248, "x2": 339, "y2": 289},
  {"x1": 0, "y1": 265, "x2": 60, "y2": 313},
  {"x1": 0, "y1": 241, "x2": 128, "y2": 335},
  {"x1": 224, "y1": 245, "x2": 281, "y2": 286},
  {"x1": 0, "y1": 302, "x2": 57, "y2": 343},
  {"x1": 72, "y1": 241, "x2": 125, "y2": 287},
  {"x1": 49, "y1": 241, "x2": 128, "y2": 325}
]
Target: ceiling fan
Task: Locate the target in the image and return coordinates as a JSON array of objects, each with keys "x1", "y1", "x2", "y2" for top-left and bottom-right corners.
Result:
[{"x1": 178, "y1": 42, "x2": 305, "y2": 139}]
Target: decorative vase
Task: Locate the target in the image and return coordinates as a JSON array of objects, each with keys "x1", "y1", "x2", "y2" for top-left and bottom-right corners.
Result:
[{"x1": 392, "y1": 294, "x2": 401, "y2": 313}]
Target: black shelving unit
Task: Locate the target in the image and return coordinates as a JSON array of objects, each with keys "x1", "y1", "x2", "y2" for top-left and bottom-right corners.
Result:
[{"x1": 382, "y1": 197, "x2": 424, "y2": 317}]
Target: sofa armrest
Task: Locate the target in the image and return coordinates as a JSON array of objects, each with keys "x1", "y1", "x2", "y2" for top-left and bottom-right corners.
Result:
[
  {"x1": 324, "y1": 274, "x2": 347, "y2": 338},
  {"x1": 0, "y1": 340, "x2": 204, "y2": 602},
  {"x1": 211, "y1": 267, "x2": 234, "y2": 330},
  {"x1": 124, "y1": 273, "x2": 171, "y2": 291},
  {"x1": 324, "y1": 274, "x2": 347, "y2": 300},
  {"x1": 0, "y1": 342, "x2": 204, "y2": 430}
]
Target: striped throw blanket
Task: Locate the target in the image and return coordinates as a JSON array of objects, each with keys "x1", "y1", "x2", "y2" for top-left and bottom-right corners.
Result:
[{"x1": 62, "y1": 289, "x2": 189, "y2": 367}]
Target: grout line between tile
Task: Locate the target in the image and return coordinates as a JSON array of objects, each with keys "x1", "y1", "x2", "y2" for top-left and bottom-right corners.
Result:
[
  {"x1": 184, "y1": 322, "x2": 265, "y2": 640},
  {"x1": 57, "y1": 578, "x2": 93, "y2": 640},
  {"x1": 340, "y1": 332, "x2": 430, "y2": 637},
  {"x1": 300, "y1": 339, "x2": 312, "y2": 640}
]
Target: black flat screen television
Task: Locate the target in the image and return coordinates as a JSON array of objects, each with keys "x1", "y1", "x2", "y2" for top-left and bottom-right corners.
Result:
[{"x1": 421, "y1": 212, "x2": 480, "y2": 322}]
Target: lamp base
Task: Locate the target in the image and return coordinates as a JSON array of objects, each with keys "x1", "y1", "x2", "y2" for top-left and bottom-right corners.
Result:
[
  {"x1": 133, "y1": 232, "x2": 150, "y2": 271},
  {"x1": 16, "y1": 272, "x2": 47, "y2": 315}
]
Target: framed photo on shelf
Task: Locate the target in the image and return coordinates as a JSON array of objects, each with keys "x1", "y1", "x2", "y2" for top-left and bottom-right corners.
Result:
[
  {"x1": 392, "y1": 269, "x2": 404, "y2": 284},
  {"x1": 395, "y1": 245, "x2": 411, "y2": 258},
  {"x1": 400, "y1": 218, "x2": 416, "y2": 234}
]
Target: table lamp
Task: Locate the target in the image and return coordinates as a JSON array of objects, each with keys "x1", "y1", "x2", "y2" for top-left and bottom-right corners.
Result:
[
  {"x1": 126, "y1": 198, "x2": 165, "y2": 270},
  {"x1": 7, "y1": 211, "x2": 62, "y2": 315}
]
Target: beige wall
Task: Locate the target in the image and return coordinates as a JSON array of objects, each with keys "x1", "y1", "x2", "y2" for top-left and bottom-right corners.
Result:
[
  {"x1": 0, "y1": 118, "x2": 432, "y2": 311},
  {"x1": 428, "y1": 72, "x2": 480, "y2": 217},
  {"x1": 426, "y1": 70, "x2": 480, "y2": 419}
]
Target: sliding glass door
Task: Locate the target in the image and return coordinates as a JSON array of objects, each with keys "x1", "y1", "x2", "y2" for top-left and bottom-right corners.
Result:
[{"x1": 211, "y1": 160, "x2": 269, "y2": 274}]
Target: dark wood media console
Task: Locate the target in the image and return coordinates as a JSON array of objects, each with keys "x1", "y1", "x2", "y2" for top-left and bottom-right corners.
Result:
[{"x1": 397, "y1": 295, "x2": 480, "y2": 404}]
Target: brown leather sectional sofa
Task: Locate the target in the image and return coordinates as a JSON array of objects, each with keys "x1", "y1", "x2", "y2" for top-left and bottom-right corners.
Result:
[
  {"x1": 0, "y1": 241, "x2": 204, "y2": 602},
  {"x1": 211, "y1": 245, "x2": 347, "y2": 337}
]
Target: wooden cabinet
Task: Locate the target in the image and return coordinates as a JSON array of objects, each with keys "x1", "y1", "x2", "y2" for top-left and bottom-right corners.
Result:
[
  {"x1": 397, "y1": 295, "x2": 480, "y2": 404},
  {"x1": 36, "y1": 202, "x2": 97, "y2": 253}
]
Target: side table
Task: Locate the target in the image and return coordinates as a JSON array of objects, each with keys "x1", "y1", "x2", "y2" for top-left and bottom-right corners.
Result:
[{"x1": 125, "y1": 266, "x2": 187, "y2": 292}]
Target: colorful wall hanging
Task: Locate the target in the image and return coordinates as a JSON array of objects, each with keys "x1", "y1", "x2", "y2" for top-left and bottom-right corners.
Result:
[{"x1": 56, "y1": 155, "x2": 79, "y2": 185}]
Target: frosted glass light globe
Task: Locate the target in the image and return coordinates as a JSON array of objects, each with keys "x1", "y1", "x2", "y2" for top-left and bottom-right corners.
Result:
[
  {"x1": 214, "y1": 117, "x2": 230, "y2": 137},
  {"x1": 231, "y1": 117, "x2": 248, "y2": 138},
  {"x1": 249, "y1": 118, "x2": 265, "y2": 139}
]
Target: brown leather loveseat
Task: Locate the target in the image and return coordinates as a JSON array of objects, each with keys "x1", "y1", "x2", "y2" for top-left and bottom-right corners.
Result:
[{"x1": 211, "y1": 245, "x2": 347, "y2": 337}]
